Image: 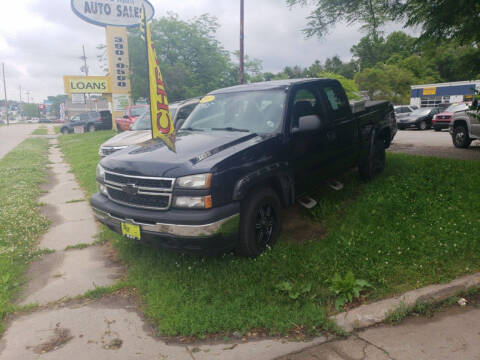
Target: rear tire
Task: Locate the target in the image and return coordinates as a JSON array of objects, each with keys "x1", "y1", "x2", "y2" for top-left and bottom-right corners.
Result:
[
  {"x1": 418, "y1": 121, "x2": 427, "y2": 130},
  {"x1": 453, "y1": 125, "x2": 472, "y2": 148},
  {"x1": 236, "y1": 187, "x2": 282, "y2": 257},
  {"x1": 359, "y1": 136, "x2": 386, "y2": 181},
  {"x1": 87, "y1": 124, "x2": 96, "y2": 132}
]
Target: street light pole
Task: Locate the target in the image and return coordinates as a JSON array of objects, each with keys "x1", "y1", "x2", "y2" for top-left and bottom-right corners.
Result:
[
  {"x1": 2, "y1": 63, "x2": 8, "y2": 125},
  {"x1": 239, "y1": 0, "x2": 245, "y2": 85}
]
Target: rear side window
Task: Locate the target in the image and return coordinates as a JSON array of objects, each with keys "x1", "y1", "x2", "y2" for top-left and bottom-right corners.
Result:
[
  {"x1": 80, "y1": 113, "x2": 89, "y2": 121},
  {"x1": 321, "y1": 83, "x2": 350, "y2": 120}
]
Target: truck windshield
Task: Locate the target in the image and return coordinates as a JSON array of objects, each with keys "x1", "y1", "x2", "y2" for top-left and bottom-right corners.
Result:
[
  {"x1": 131, "y1": 107, "x2": 147, "y2": 117},
  {"x1": 181, "y1": 90, "x2": 285, "y2": 134},
  {"x1": 130, "y1": 106, "x2": 178, "y2": 131}
]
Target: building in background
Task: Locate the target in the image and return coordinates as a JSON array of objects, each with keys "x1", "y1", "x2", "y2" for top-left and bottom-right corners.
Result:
[
  {"x1": 410, "y1": 80, "x2": 480, "y2": 108},
  {"x1": 64, "y1": 98, "x2": 109, "y2": 120}
]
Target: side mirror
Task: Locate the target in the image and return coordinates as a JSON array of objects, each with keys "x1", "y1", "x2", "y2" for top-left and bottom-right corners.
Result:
[
  {"x1": 123, "y1": 115, "x2": 130, "y2": 119},
  {"x1": 293, "y1": 115, "x2": 322, "y2": 133}
]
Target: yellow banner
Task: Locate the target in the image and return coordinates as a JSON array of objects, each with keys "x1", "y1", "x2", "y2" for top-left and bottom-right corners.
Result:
[
  {"x1": 141, "y1": 7, "x2": 175, "y2": 151},
  {"x1": 63, "y1": 76, "x2": 111, "y2": 94},
  {"x1": 423, "y1": 87, "x2": 437, "y2": 96}
]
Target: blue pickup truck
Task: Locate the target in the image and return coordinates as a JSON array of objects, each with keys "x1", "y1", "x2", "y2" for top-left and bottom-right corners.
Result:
[{"x1": 91, "y1": 79, "x2": 396, "y2": 257}]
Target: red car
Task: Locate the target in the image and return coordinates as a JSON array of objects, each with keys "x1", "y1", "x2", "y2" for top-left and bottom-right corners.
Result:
[
  {"x1": 432, "y1": 103, "x2": 469, "y2": 131},
  {"x1": 115, "y1": 105, "x2": 148, "y2": 132}
]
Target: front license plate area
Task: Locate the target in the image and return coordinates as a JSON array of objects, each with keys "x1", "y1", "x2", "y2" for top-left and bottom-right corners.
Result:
[{"x1": 121, "y1": 223, "x2": 141, "y2": 241}]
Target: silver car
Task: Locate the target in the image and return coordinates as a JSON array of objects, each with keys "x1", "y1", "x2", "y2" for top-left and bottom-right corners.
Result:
[{"x1": 99, "y1": 98, "x2": 199, "y2": 157}]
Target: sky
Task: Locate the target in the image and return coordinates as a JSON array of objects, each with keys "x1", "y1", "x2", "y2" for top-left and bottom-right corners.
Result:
[{"x1": 0, "y1": 0, "x2": 412, "y2": 103}]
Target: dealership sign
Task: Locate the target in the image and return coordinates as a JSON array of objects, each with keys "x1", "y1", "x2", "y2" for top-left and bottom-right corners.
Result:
[{"x1": 71, "y1": 0, "x2": 154, "y2": 27}]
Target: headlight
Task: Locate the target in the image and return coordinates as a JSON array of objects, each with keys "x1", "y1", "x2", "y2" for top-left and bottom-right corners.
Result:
[
  {"x1": 176, "y1": 173, "x2": 212, "y2": 189},
  {"x1": 96, "y1": 164, "x2": 105, "y2": 181},
  {"x1": 173, "y1": 196, "x2": 212, "y2": 209},
  {"x1": 98, "y1": 182, "x2": 108, "y2": 196}
]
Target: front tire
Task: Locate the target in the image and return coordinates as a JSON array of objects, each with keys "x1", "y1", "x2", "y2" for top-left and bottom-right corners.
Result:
[
  {"x1": 61, "y1": 127, "x2": 69, "y2": 135},
  {"x1": 359, "y1": 136, "x2": 386, "y2": 181},
  {"x1": 434, "y1": 127, "x2": 441, "y2": 132},
  {"x1": 236, "y1": 187, "x2": 282, "y2": 257},
  {"x1": 453, "y1": 125, "x2": 472, "y2": 148}
]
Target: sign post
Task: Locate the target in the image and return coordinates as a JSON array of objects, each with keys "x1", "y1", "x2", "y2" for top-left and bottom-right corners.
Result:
[{"x1": 70, "y1": 0, "x2": 155, "y2": 130}]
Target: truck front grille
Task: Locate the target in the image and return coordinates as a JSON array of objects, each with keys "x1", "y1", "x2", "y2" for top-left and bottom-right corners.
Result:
[{"x1": 104, "y1": 171, "x2": 174, "y2": 210}]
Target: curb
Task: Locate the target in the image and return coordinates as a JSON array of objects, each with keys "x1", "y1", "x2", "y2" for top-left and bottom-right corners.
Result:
[{"x1": 331, "y1": 272, "x2": 480, "y2": 332}]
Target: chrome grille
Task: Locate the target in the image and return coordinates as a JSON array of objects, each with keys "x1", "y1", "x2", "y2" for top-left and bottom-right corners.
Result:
[{"x1": 104, "y1": 171, "x2": 174, "y2": 210}]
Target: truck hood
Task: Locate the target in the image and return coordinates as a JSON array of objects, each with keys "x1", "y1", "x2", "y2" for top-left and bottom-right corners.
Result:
[
  {"x1": 100, "y1": 130, "x2": 261, "y2": 178},
  {"x1": 101, "y1": 130, "x2": 151, "y2": 148}
]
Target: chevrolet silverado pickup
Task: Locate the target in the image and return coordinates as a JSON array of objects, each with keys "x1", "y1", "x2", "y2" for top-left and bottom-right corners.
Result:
[{"x1": 91, "y1": 79, "x2": 396, "y2": 257}]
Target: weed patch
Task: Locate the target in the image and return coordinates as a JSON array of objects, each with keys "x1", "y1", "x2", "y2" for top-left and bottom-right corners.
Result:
[{"x1": 0, "y1": 138, "x2": 49, "y2": 332}]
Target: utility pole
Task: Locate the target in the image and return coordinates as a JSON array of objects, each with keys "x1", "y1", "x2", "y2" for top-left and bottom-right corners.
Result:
[
  {"x1": 2, "y1": 63, "x2": 8, "y2": 125},
  {"x1": 26, "y1": 91, "x2": 30, "y2": 104},
  {"x1": 19, "y1": 85, "x2": 23, "y2": 121},
  {"x1": 239, "y1": 0, "x2": 245, "y2": 84},
  {"x1": 81, "y1": 44, "x2": 90, "y2": 111}
]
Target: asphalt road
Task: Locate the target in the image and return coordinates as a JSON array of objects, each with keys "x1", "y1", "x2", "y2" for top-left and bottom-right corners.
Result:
[
  {"x1": 0, "y1": 124, "x2": 38, "y2": 160},
  {"x1": 389, "y1": 128, "x2": 480, "y2": 160}
]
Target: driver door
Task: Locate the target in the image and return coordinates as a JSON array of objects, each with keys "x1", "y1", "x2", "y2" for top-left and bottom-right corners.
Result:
[{"x1": 289, "y1": 85, "x2": 331, "y2": 179}]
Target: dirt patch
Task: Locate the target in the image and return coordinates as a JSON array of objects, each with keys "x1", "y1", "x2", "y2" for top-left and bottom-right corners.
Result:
[
  {"x1": 28, "y1": 324, "x2": 73, "y2": 354},
  {"x1": 281, "y1": 206, "x2": 326, "y2": 243}
]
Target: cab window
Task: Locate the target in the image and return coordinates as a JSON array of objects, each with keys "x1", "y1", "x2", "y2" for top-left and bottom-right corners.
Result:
[
  {"x1": 291, "y1": 88, "x2": 321, "y2": 128},
  {"x1": 320, "y1": 82, "x2": 350, "y2": 120}
]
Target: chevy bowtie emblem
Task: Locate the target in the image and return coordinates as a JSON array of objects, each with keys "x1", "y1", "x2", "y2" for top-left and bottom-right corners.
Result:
[{"x1": 123, "y1": 183, "x2": 138, "y2": 196}]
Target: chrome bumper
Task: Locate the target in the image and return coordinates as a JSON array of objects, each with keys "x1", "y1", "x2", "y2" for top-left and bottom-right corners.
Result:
[{"x1": 92, "y1": 208, "x2": 240, "y2": 238}]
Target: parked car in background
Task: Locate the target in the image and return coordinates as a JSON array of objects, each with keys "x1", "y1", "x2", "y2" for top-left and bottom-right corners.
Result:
[
  {"x1": 394, "y1": 105, "x2": 418, "y2": 116},
  {"x1": 397, "y1": 107, "x2": 441, "y2": 130},
  {"x1": 99, "y1": 98, "x2": 200, "y2": 157},
  {"x1": 91, "y1": 79, "x2": 396, "y2": 256},
  {"x1": 60, "y1": 110, "x2": 112, "y2": 134},
  {"x1": 432, "y1": 103, "x2": 469, "y2": 131},
  {"x1": 115, "y1": 105, "x2": 148, "y2": 132},
  {"x1": 450, "y1": 101, "x2": 480, "y2": 148}
]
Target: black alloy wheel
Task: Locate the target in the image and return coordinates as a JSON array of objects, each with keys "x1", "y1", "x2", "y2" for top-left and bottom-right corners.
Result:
[
  {"x1": 237, "y1": 187, "x2": 282, "y2": 257},
  {"x1": 453, "y1": 125, "x2": 472, "y2": 148},
  {"x1": 255, "y1": 204, "x2": 276, "y2": 247}
]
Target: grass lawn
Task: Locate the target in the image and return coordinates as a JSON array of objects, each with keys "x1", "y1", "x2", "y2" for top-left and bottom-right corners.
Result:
[
  {"x1": 31, "y1": 127, "x2": 48, "y2": 136},
  {"x1": 59, "y1": 132, "x2": 480, "y2": 337},
  {"x1": 54, "y1": 126, "x2": 61, "y2": 135},
  {"x1": 0, "y1": 138, "x2": 50, "y2": 332}
]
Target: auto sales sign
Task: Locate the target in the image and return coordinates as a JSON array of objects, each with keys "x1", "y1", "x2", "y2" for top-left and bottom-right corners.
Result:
[{"x1": 71, "y1": 0, "x2": 154, "y2": 27}]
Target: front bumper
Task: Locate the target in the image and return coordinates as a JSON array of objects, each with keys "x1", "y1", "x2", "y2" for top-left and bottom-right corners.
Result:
[
  {"x1": 432, "y1": 122, "x2": 450, "y2": 129},
  {"x1": 90, "y1": 193, "x2": 240, "y2": 253}
]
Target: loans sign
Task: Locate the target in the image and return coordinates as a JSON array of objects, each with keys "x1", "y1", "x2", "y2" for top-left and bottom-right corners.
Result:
[
  {"x1": 71, "y1": 0, "x2": 154, "y2": 27},
  {"x1": 64, "y1": 76, "x2": 112, "y2": 94}
]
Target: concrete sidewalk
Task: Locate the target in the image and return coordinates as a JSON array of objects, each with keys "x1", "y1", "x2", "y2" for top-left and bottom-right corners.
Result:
[{"x1": 278, "y1": 305, "x2": 480, "y2": 360}]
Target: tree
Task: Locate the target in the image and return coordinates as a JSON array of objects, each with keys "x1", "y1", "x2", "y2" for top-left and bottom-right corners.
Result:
[
  {"x1": 287, "y1": 0, "x2": 388, "y2": 39},
  {"x1": 128, "y1": 14, "x2": 237, "y2": 102},
  {"x1": 318, "y1": 72, "x2": 361, "y2": 100},
  {"x1": 47, "y1": 95, "x2": 68, "y2": 117},
  {"x1": 355, "y1": 64, "x2": 416, "y2": 104},
  {"x1": 388, "y1": 0, "x2": 480, "y2": 45},
  {"x1": 23, "y1": 103, "x2": 40, "y2": 119}
]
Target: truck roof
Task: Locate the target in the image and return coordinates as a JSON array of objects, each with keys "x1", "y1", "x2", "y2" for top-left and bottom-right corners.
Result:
[{"x1": 209, "y1": 78, "x2": 332, "y2": 95}]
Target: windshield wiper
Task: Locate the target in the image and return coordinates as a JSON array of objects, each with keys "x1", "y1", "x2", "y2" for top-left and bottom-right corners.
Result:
[
  {"x1": 180, "y1": 127, "x2": 204, "y2": 131},
  {"x1": 211, "y1": 127, "x2": 250, "y2": 132}
]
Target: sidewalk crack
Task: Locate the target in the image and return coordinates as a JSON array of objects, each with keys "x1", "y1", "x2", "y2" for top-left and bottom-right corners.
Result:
[{"x1": 355, "y1": 334, "x2": 396, "y2": 360}]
